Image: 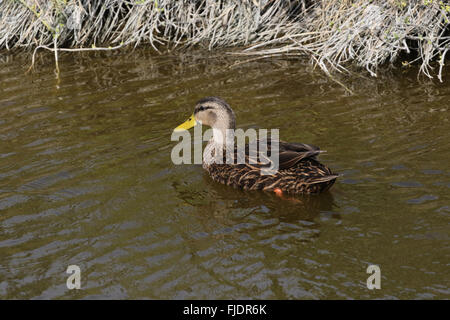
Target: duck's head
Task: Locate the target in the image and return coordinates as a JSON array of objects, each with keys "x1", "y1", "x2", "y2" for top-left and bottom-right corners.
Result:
[{"x1": 174, "y1": 97, "x2": 236, "y2": 132}]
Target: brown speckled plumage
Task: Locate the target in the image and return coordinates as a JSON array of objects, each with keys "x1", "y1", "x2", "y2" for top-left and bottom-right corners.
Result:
[{"x1": 204, "y1": 140, "x2": 338, "y2": 194}]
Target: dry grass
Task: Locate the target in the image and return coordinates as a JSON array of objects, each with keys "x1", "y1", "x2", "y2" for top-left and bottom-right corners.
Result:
[{"x1": 1, "y1": 0, "x2": 449, "y2": 80}]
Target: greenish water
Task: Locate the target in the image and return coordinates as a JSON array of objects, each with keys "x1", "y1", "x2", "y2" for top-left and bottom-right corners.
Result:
[{"x1": 0, "y1": 50, "x2": 449, "y2": 299}]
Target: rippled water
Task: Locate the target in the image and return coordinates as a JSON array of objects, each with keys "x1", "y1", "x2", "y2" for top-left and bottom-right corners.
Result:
[{"x1": 0, "y1": 50, "x2": 449, "y2": 299}]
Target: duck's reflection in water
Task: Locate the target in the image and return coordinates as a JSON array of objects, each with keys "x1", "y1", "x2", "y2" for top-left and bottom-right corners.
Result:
[{"x1": 173, "y1": 172, "x2": 338, "y2": 226}]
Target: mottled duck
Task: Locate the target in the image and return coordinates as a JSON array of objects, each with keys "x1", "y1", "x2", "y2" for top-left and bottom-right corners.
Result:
[{"x1": 174, "y1": 97, "x2": 338, "y2": 194}]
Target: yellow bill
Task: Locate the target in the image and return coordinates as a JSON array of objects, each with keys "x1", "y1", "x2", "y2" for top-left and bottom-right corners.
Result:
[{"x1": 174, "y1": 114, "x2": 197, "y2": 132}]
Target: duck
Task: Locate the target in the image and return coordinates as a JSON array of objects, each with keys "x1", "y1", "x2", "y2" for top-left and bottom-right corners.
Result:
[{"x1": 174, "y1": 96, "x2": 338, "y2": 194}]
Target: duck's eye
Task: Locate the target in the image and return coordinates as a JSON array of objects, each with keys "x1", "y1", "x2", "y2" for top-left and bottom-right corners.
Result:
[{"x1": 196, "y1": 105, "x2": 212, "y2": 113}]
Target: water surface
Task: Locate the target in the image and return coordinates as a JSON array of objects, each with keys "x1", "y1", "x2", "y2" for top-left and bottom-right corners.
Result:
[{"x1": 0, "y1": 50, "x2": 449, "y2": 299}]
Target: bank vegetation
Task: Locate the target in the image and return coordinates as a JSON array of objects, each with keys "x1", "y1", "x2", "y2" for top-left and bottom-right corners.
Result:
[{"x1": 1, "y1": 0, "x2": 449, "y2": 80}]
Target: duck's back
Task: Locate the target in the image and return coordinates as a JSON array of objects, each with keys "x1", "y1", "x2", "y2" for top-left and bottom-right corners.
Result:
[{"x1": 203, "y1": 140, "x2": 338, "y2": 194}]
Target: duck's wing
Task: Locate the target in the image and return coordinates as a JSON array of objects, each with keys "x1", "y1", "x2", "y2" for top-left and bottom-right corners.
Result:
[
  {"x1": 231, "y1": 139, "x2": 324, "y2": 171},
  {"x1": 281, "y1": 141, "x2": 320, "y2": 151},
  {"x1": 278, "y1": 141, "x2": 324, "y2": 170}
]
